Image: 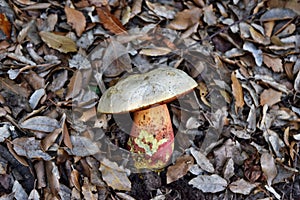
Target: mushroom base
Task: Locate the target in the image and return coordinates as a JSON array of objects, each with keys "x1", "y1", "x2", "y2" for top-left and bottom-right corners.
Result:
[{"x1": 127, "y1": 104, "x2": 174, "y2": 170}]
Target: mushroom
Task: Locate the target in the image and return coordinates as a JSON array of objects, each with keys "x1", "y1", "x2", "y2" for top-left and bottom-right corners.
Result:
[{"x1": 97, "y1": 67, "x2": 197, "y2": 169}]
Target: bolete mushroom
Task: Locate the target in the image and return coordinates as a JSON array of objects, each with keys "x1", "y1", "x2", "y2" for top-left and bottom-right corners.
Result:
[{"x1": 97, "y1": 67, "x2": 197, "y2": 169}]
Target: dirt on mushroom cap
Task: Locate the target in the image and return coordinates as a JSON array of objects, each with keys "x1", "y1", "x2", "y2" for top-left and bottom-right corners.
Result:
[{"x1": 97, "y1": 67, "x2": 198, "y2": 114}]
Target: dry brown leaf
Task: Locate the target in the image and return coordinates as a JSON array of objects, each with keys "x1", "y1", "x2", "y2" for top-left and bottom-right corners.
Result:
[
  {"x1": 99, "y1": 158, "x2": 131, "y2": 191},
  {"x1": 168, "y1": 7, "x2": 202, "y2": 30},
  {"x1": 263, "y1": 54, "x2": 283, "y2": 72},
  {"x1": 231, "y1": 72, "x2": 244, "y2": 109},
  {"x1": 66, "y1": 70, "x2": 82, "y2": 100},
  {"x1": 41, "y1": 128, "x2": 62, "y2": 151},
  {"x1": 71, "y1": 169, "x2": 81, "y2": 191},
  {"x1": 140, "y1": 47, "x2": 172, "y2": 56},
  {"x1": 166, "y1": 155, "x2": 194, "y2": 184},
  {"x1": 0, "y1": 13, "x2": 11, "y2": 39},
  {"x1": 45, "y1": 161, "x2": 60, "y2": 197},
  {"x1": 65, "y1": 6, "x2": 86, "y2": 37},
  {"x1": 39, "y1": 31, "x2": 77, "y2": 53},
  {"x1": 62, "y1": 114, "x2": 73, "y2": 149},
  {"x1": 34, "y1": 160, "x2": 46, "y2": 189},
  {"x1": 96, "y1": 7, "x2": 126, "y2": 34},
  {"x1": 260, "y1": 88, "x2": 282, "y2": 106},
  {"x1": 249, "y1": 26, "x2": 270, "y2": 45}
]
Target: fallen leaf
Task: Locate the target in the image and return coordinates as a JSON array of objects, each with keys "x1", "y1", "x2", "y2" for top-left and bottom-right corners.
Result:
[
  {"x1": 70, "y1": 136, "x2": 100, "y2": 157},
  {"x1": 39, "y1": 31, "x2": 77, "y2": 53},
  {"x1": 99, "y1": 158, "x2": 131, "y2": 191},
  {"x1": 65, "y1": 6, "x2": 86, "y2": 36},
  {"x1": 166, "y1": 155, "x2": 194, "y2": 184},
  {"x1": 243, "y1": 42, "x2": 263, "y2": 66},
  {"x1": 96, "y1": 7, "x2": 126, "y2": 34},
  {"x1": 29, "y1": 88, "x2": 45, "y2": 109},
  {"x1": 260, "y1": 88, "x2": 282, "y2": 106},
  {"x1": 249, "y1": 26, "x2": 270, "y2": 45},
  {"x1": 190, "y1": 147, "x2": 215, "y2": 173},
  {"x1": 203, "y1": 5, "x2": 217, "y2": 26},
  {"x1": 145, "y1": 1, "x2": 176, "y2": 19},
  {"x1": 168, "y1": 7, "x2": 202, "y2": 30},
  {"x1": 263, "y1": 54, "x2": 283, "y2": 72},
  {"x1": 223, "y1": 158, "x2": 235, "y2": 180},
  {"x1": 231, "y1": 72, "x2": 244, "y2": 109},
  {"x1": 41, "y1": 128, "x2": 62, "y2": 151},
  {"x1": 260, "y1": 8, "x2": 297, "y2": 21},
  {"x1": 260, "y1": 152, "x2": 277, "y2": 186},
  {"x1": 12, "y1": 137, "x2": 52, "y2": 161},
  {"x1": 20, "y1": 116, "x2": 60, "y2": 133},
  {"x1": 267, "y1": 0, "x2": 300, "y2": 15},
  {"x1": 189, "y1": 174, "x2": 227, "y2": 193},
  {"x1": 140, "y1": 47, "x2": 172, "y2": 56},
  {"x1": 229, "y1": 179, "x2": 257, "y2": 195},
  {"x1": 0, "y1": 13, "x2": 11, "y2": 39},
  {"x1": 45, "y1": 161, "x2": 60, "y2": 197},
  {"x1": 66, "y1": 70, "x2": 82, "y2": 100}
]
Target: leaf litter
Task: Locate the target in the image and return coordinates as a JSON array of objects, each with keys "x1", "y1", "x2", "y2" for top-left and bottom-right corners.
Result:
[{"x1": 0, "y1": 0, "x2": 299, "y2": 199}]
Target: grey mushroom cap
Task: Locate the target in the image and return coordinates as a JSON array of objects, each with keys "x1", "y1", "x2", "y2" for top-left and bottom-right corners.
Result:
[{"x1": 97, "y1": 67, "x2": 198, "y2": 114}]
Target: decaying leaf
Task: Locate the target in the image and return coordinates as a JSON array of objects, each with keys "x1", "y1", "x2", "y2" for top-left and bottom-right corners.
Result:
[
  {"x1": 99, "y1": 158, "x2": 131, "y2": 191},
  {"x1": 260, "y1": 152, "x2": 277, "y2": 186},
  {"x1": 260, "y1": 88, "x2": 282, "y2": 106},
  {"x1": 229, "y1": 179, "x2": 257, "y2": 195},
  {"x1": 12, "y1": 137, "x2": 52, "y2": 161},
  {"x1": 166, "y1": 155, "x2": 194, "y2": 184},
  {"x1": 231, "y1": 72, "x2": 244, "y2": 109},
  {"x1": 20, "y1": 116, "x2": 59, "y2": 132},
  {"x1": 39, "y1": 31, "x2": 77, "y2": 53},
  {"x1": 65, "y1": 6, "x2": 86, "y2": 36},
  {"x1": 189, "y1": 174, "x2": 227, "y2": 193}
]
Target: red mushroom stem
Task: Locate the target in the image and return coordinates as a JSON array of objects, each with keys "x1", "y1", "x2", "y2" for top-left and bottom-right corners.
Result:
[{"x1": 127, "y1": 104, "x2": 174, "y2": 169}]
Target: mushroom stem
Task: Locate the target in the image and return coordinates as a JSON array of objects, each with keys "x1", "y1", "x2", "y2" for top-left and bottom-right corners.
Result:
[{"x1": 128, "y1": 104, "x2": 174, "y2": 169}]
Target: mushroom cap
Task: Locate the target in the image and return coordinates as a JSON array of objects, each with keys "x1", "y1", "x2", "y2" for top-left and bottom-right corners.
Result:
[{"x1": 97, "y1": 67, "x2": 198, "y2": 114}]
